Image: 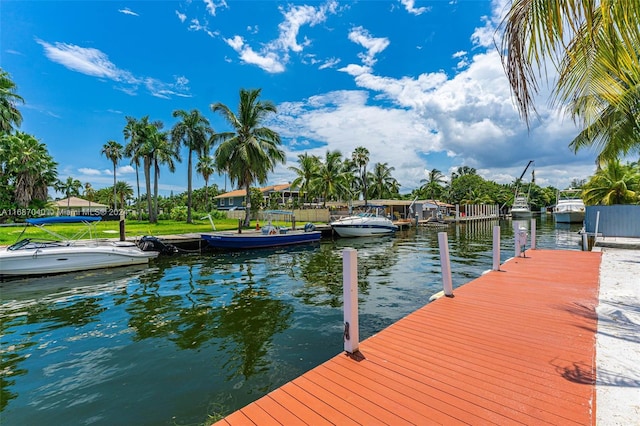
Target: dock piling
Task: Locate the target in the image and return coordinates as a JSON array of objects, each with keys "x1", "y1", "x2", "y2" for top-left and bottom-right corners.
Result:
[
  {"x1": 343, "y1": 248, "x2": 359, "y2": 354},
  {"x1": 530, "y1": 218, "x2": 536, "y2": 249},
  {"x1": 492, "y1": 225, "x2": 501, "y2": 271},
  {"x1": 437, "y1": 232, "x2": 454, "y2": 297}
]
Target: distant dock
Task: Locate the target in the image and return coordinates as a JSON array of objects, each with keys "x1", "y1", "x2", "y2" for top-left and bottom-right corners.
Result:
[{"x1": 214, "y1": 249, "x2": 601, "y2": 425}]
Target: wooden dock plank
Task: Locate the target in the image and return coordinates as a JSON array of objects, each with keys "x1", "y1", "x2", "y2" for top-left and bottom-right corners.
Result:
[{"x1": 214, "y1": 249, "x2": 600, "y2": 425}]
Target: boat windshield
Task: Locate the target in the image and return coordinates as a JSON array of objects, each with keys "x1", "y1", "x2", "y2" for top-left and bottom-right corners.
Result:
[
  {"x1": 7, "y1": 239, "x2": 66, "y2": 251},
  {"x1": 8, "y1": 239, "x2": 31, "y2": 251}
]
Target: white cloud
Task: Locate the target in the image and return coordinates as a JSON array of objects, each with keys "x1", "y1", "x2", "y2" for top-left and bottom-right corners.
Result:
[
  {"x1": 78, "y1": 168, "x2": 102, "y2": 176},
  {"x1": 176, "y1": 11, "x2": 187, "y2": 23},
  {"x1": 268, "y1": 90, "x2": 442, "y2": 190},
  {"x1": 348, "y1": 26, "x2": 390, "y2": 67},
  {"x1": 224, "y1": 37, "x2": 285, "y2": 73},
  {"x1": 188, "y1": 18, "x2": 216, "y2": 38},
  {"x1": 223, "y1": 0, "x2": 339, "y2": 73},
  {"x1": 399, "y1": 0, "x2": 430, "y2": 16},
  {"x1": 319, "y1": 57, "x2": 341, "y2": 70},
  {"x1": 118, "y1": 8, "x2": 139, "y2": 17},
  {"x1": 204, "y1": 0, "x2": 228, "y2": 16},
  {"x1": 271, "y1": 49, "x2": 591, "y2": 191},
  {"x1": 118, "y1": 165, "x2": 135, "y2": 174},
  {"x1": 36, "y1": 39, "x2": 191, "y2": 99}
]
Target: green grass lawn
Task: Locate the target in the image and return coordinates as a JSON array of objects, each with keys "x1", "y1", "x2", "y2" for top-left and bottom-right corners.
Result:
[{"x1": 0, "y1": 218, "x2": 266, "y2": 246}]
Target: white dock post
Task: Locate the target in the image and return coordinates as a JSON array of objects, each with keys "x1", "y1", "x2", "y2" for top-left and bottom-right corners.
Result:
[
  {"x1": 437, "y1": 232, "x2": 454, "y2": 297},
  {"x1": 594, "y1": 211, "x2": 601, "y2": 247},
  {"x1": 530, "y1": 218, "x2": 536, "y2": 250},
  {"x1": 343, "y1": 248, "x2": 359, "y2": 354},
  {"x1": 492, "y1": 225, "x2": 501, "y2": 271},
  {"x1": 514, "y1": 222, "x2": 520, "y2": 257},
  {"x1": 582, "y1": 232, "x2": 589, "y2": 251}
]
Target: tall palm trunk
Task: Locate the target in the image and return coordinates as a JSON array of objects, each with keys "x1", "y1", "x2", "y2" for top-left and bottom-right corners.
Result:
[
  {"x1": 187, "y1": 149, "x2": 193, "y2": 223},
  {"x1": 144, "y1": 156, "x2": 153, "y2": 222},
  {"x1": 204, "y1": 177, "x2": 210, "y2": 212},
  {"x1": 112, "y1": 163, "x2": 118, "y2": 211},
  {"x1": 153, "y1": 162, "x2": 159, "y2": 223},
  {"x1": 135, "y1": 164, "x2": 141, "y2": 220},
  {"x1": 244, "y1": 183, "x2": 251, "y2": 227}
]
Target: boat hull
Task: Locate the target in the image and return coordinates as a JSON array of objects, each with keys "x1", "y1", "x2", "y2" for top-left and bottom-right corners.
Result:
[
  {"x1": 554, "y1": 211, "x2": 585, "y2": 223},
  {"x1": 0, "y1": 243, "x2": 158, "y2": 277},
  {"x1": 331, "y1": 224, "x2": 398, "y2": 237},
  {"x1": 511, "y1": 209, "x2": 532, "y2": 219},
  {"x1": 201, "y1": 231, "x2": 321, "y2": 249},
  {"x1": 330, "y1": 214, "x2": 398, "y2": 238}
]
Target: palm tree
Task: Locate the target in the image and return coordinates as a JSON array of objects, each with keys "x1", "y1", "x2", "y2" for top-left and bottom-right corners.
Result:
[
  {"x1": 149, "y1": 130, "x2": 179, "y2": 222},
  {"x1": 311, "y1": 150, "x2": 347, "y2": 207},
  {"x1": 451, "y1": 166, "x2": 476, "y2": 181},
  {"x1": 499, "y1": 1, "x2": 640, "y2": 161},
  {"x1": 210, "y1": 88, "x2": 285, "y2": 227},
  {"x1": 3, "y1": 132, "x2": 58, "y2": 207},
  {"x1": 114, "y1": 180, "x2": 134, "y2": 210},
  {"x1": 56, "y1": 176, "x2": 82, "y2": 211},
  {"x1": 368, "y1": 162, "x2": 399, "y2": 199},
  {"x1": 171, "y1": 109, "x2": 213, "y2": 223},
  {"x1": 196, "y1": 154, "x2": 216, "y2": 212},
  {"x1": 419, "y1": 168, "x2": 446, "y2": 201},
  {"x1": 0, "y1": 69, "x2": 24, "y2": 134},
  {"x1": 84, "y1": 182, "x2": 96, "y2": 213},
  {"x1": 124, "y1": 116, "x2": 145, "y2": 220},
  {"x1": 124, "y1": 116, "x2": 164, "y2": 222},
  {"x1": 288, "y1": 153, "x2": 321, "y2": 205},
  {"x1": 351, "y1": 146, "x2": 370, "y2": 205},
  {"x1": 582, "y1": 160, "x2": 640, "y2": 205},
  {"x1": 101, "y1": 140, "x2": 123, "y2": 211}
]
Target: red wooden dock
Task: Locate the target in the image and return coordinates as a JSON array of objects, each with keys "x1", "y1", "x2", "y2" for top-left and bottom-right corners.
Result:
[{"x1": 214, "y1": 249, "x2": 601, "y2": 425}]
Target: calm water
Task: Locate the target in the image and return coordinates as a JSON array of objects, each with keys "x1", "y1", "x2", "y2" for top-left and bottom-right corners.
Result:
[{"x1": 0, "y1": 217, "x2": 583, "y2": 425}]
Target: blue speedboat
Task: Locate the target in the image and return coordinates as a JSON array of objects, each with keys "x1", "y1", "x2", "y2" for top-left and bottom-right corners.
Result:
[{"x1": 201, "y1": 225, "x2": 321, "y2": 250}]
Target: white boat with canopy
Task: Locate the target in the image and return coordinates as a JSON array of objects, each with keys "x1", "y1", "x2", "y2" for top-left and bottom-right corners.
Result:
[
  {"x1": 553, "y1": 189, "x2": 585, "y2": 223},
  {"x1": 0, "y1": 216, "x2": 158, "y2": 277},
  {"x1": 330, "y1": 206, "x2": 398, "y2": 237}
]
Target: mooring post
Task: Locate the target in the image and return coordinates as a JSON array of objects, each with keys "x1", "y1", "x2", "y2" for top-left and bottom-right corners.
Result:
[
  {"x1": 343, "y1": 248, "x2": 359, "y2": 354},
  {"x1": 530, "y1": 218, "x2": 536, "y2": 249},
  {"x1": 119, "y1": 209, "x2": 126, "y2": 242},
  {"x1": 492, "y1": 225, "x2": 501, "y2": 271},
  {"x1": 594, "y1": 211, "x2": 601, "y2": 247},
  {"x1": 437, "y1": 232, "x2": 454, "y2": 297}
]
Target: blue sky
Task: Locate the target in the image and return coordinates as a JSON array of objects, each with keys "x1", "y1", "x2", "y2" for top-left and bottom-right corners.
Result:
[{"x1": 2, "y1": 0, "x2": 598, "y2": 197}]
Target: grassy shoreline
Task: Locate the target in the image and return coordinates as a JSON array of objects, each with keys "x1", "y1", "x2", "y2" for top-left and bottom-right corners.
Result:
[{"x1": 0, "y1": 218, "x2": 293, "y2": 246}]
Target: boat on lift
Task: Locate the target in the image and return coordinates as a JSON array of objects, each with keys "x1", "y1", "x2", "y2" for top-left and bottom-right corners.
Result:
[
  {"x1": 510, "y1": 160, "x2": 534, "y2": 218},
  {"x1": 553, "y1": 189, "x2": 585, "y2": 223},
  {"x1": 0, "y1": 216, "x2": 158, "y2": 277}
]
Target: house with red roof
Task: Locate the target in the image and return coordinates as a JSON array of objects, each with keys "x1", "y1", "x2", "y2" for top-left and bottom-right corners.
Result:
[{"x1": 213, "y1": 184, "x2": 299, "y2": 210}]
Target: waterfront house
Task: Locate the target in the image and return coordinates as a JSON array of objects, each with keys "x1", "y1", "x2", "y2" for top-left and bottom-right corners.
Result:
[
  {"x1": 213, "y1": 184, "x2": 299, "y2": 210},
  {"x1": 54, "y1": 197, "x2": 108, "y2": 216}
]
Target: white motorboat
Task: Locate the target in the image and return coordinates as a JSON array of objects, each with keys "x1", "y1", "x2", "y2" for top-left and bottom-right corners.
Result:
[
  {"x1": 511, "y1": 194, "x2": 532, "y2": 218},
  {"x1": 0, "y1": 216, "x2": 158, "y2": 277},
  {"x1": 553, "y1": 189, "x2": 585, "y2": 223},
  {"x1": 330, "y1": 208, "x2": 398, "y2": 237}
]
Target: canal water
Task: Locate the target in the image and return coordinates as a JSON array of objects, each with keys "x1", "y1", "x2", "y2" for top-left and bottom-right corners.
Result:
[{"x1": 0, "y1": 217, "x2": 584, "y2": 425}]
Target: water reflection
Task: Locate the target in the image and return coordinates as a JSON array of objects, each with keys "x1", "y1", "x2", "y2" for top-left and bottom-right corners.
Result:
[{"x1": 0, "y1": 219, "x2": 583, "y2": 424}]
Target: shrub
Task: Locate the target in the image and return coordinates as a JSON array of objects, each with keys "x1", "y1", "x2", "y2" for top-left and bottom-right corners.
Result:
[{"x1": 170, "y1": 206, "x2": 188, "y2": 221}]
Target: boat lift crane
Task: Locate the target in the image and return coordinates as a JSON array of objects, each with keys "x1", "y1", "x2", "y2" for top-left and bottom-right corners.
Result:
[{"x1": 501, "y1": 160, "x2": 534, "y2": 213}]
